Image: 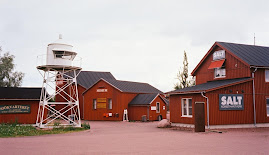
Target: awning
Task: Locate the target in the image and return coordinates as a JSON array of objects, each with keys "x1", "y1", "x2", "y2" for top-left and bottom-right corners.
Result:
[{"x1": 208, "y1": 59, "x2": 225, "y2": 69}]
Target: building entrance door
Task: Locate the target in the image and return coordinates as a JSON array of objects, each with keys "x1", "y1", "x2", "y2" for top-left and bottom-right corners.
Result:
[{"x1": 195, "y1": 102, "x2": 205, "y2": 132}]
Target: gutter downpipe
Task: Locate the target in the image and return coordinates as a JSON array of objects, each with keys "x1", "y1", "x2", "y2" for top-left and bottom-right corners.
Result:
[
  {"x1": 201, "y1": 92, "x2": 209, "y2": 129},
  {"x1": 83, "y1": 95, "x2": 85, "y2": 120},
  {"x1": 252, "y1": 67, "x2": 257, "y2": 127}
]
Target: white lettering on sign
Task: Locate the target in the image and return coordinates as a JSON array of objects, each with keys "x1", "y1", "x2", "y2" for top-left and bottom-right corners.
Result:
[
  {"x1": 96, "y1": 89, "x2": 108, "y2": 92},
  {"x1": 213, "y1": 50, "x2": 225, "y2": 60},
  {"x1": 219, "y1": 94, "x2": 244, "y2": 110},
  {"x1": 221, "y1": 96, "x2": 242, "y2": 106}
]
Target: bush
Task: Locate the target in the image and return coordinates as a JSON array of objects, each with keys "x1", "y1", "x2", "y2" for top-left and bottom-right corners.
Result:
[{"x1": 82, "y1": 123, "x2": 90, "y2": 129}]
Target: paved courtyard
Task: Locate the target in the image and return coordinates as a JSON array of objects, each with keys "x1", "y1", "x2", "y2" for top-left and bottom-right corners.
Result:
[{"x1": 0, "y1": 121, "x2": 268, "y2": 154}]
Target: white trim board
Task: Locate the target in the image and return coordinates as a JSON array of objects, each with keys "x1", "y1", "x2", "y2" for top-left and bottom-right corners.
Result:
[
  {"x1": 171, "y1": 123, "x2": 269, "y2": 129},
  {"x1": 208, "y1": 123, "x2": 269, "y2": 129}
]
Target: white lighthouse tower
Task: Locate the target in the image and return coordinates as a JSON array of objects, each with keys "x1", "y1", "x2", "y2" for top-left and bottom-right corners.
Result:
[{"x1": 36, "y1": 35, "x2": 82, "y2": 128}]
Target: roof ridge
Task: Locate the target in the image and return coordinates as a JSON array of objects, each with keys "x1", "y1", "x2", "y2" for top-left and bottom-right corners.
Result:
[
  {"x1": 136, "y1": 93, "x2": 159, "y2": 95},
  {"x1": 80, "y1": 70, "x2": 112, "y2": 73},
  {"x1": 0, "y1": 87, "x2": 42, "y2": 89},
  {"x1": 115, "y1": 79, "x2": 149, "y2": 84},
  {"x1": 217, "y1": 41, "x2": 269, "y2": 48}
]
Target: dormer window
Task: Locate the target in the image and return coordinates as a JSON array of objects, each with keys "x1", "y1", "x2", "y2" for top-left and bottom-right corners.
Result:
[
  {"x1": 209, "y1": 50, "x2": 226, "y2": 79},
  {"x1": 215, "y1": 68, "x2": 226, "y2": 78},
  {"x1": 208, "y1": 59, "x2": 226, "y2": 78}
]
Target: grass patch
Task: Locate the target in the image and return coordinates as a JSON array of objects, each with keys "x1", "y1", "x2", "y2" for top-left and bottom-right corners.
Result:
[{"x1": 0, "y1": 123, "x2": 90, "y2": 138}]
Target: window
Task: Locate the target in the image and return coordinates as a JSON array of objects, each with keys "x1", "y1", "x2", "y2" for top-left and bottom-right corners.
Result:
[
  {"x1": 108, "y1": 99, "x2": 112, "y2": 110},
  {"x1": 53, "y1": 51, "x2": 76, "y2": 60},
  {"x1": 182, "y1": 98, "x2": 192, "y2": 117},
  {"x1": 215, "y1": 68, "x2": 226, "y2": 78},
  {"x1": 54, "y1": 51, "x2": 64, "y2": 58},
  {"x1": 156, "y1": 102, "x2": 160, "y2": 113},
  {"x1": 266, "y1": 98, "x2": 269, "y2": 117},
  {"x1": 265, "y1": 70, "x2": 269, "y2": 82},
  {"x1": 93, "y1": 99, "x2": 97, "y2": 110}
]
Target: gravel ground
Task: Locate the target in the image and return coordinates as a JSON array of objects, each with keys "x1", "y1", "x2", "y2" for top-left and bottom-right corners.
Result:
[{"x1": 0, "y1": 121, "x2": 268, "y2": 155}]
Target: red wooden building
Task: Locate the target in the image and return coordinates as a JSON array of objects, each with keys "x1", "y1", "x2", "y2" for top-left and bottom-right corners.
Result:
[
  {"x1": 56, "y1": 71, "x2": 168, "y2": 121},
  {"x1": 168, "y1": 42, "x2": 269, "y2": 128},
  {"x1": 55, "y1": 71, "x2": 116, "y2": 119},
  {"x1": 128, "y1": 93, "x2": 168, "y2": 121},
  {"x1": 0, "y1": 87, "x2": 42, "y2": 124},
  {"x1": 83, "y1": 78, "x2": 167, "y2": 121}
]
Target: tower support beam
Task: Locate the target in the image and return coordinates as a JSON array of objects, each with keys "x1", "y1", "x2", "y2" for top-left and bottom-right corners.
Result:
[{"x1": 36, "y1": 67, "x2": 81, "y2": 128}]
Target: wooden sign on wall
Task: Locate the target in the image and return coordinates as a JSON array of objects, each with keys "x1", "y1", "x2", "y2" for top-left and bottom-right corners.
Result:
[
  {"x1": 97, "y1": 89, "x2": 108, "y2": 92},
  {"x1": 0, "y1": 105, "x2": 31, "y2": 114},
  {"x1": 97, "y1": 98, "x2": 106, "y2": 103},
  {"x1": 97, "y1": 103, "x2": 106, "y2": 109},
  {"x1": 219, "y1": 94, "x2": 244, "y2": 110},
  {"x1": 97, "y1": 98, "x2": 107, "y2": 108}
]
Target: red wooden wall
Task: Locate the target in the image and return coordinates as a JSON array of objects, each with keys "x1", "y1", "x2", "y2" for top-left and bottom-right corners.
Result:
[
  {"x1": 83, "y1": 80, "x2": 137, "y2": 121},
  {"x1": 169, "y1": 80, "x2": 269, "y2": 125},
  {"x1": 0, "y1": 101, "x2": 39, "y2": 124},
  {"x1": 253, "y1": 68, "x2": 269, "y2": 123},
  {"x1": 207, "y1": 81, "x2": 254, "y2": 125},
  {"x1": 128, "y1": 106, "x2": 147, "y2": 121},
  {"x1": 55, "y1": 84, "x2": 85, "y2": 118},
  {"x1": 170, "y1": 93, "x2": 205, "y2": 124},
  {"x1": 170, "y1": 43, "x2": 269, "y2": 126},
  {"x1": 77, "y1": 85, "x2": 86, "y2": 119},
  {"x1": 148, "y1": 96, "x2": 167, "y2": 121},
  {"x1": 128, "y1": 96, "x2": 167, "y2": 121},
  {"x1": 194, "y1": 46, "x2": 250, "y2": 85}
]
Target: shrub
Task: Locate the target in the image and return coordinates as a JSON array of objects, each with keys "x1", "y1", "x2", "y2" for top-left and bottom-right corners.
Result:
[{"x1": 82, "y1": 123, "x2": 90, "y2": 129}]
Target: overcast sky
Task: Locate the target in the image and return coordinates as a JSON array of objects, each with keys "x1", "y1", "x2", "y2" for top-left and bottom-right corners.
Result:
[{"x1": 0, "y1": 0, "x2": 269, "y2": 92}]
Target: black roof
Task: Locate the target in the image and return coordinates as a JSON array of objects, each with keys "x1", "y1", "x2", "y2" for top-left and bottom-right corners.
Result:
[
  {"x1": 217, "y1": 42, "x2": 269, "y2": 67},
  {"x1": 162, "y1": 97, "x2": 169, "y2": 105},
  {"x1": 66, "y1": 71, "x2": 116, "y2": 88},
  {"x1": 129, "y1": 93, "x2": 158, "y2": 105},
  {"x1": 129, "y1": 93, "x2": 169, "y2": 105},
  {"x1": 168, "y1": 77, "x2": 252, "y2": 94},
  {"x1": 0, "y1": 87, "x2": 42, "y2": 100},
  {"x1": 104, "y1": 79, "x2": 163, "y2": 94}
]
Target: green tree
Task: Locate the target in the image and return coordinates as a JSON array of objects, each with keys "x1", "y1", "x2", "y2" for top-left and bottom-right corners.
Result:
[
  {"x1": 0, "y1": 47, "x2": 24, "y2": 87},
  {"x1": 174, "y1": 51, "x2": 195, "y2": 90}
]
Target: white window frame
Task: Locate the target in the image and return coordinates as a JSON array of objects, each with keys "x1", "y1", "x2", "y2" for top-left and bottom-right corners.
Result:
[
  {"x1": 265, "y1": 70, "x2": 269, "y2": 82},
  {"x1": 93, "y1": 99, "x2": 97, "y2": 110},
  {"x1": 214, "y1": 68, "x2": 226, "y2": 78},
  {"x1": 181, "y1": 98, "x2": 192, "y2": 117},
  {"x1": 156, "y1": 102, "x2": 160, "y2": 113},
  {"x1": 265, "y1": 97, "x2": 269, "y2": 117},
  {"x1": 108, "y1": 98, "x2": 112, "y2": 110}
]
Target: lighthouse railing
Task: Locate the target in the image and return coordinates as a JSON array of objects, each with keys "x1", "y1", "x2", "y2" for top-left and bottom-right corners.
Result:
[{"x1": 36, "y1": 54, "x2": 82, "y2": 68}]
